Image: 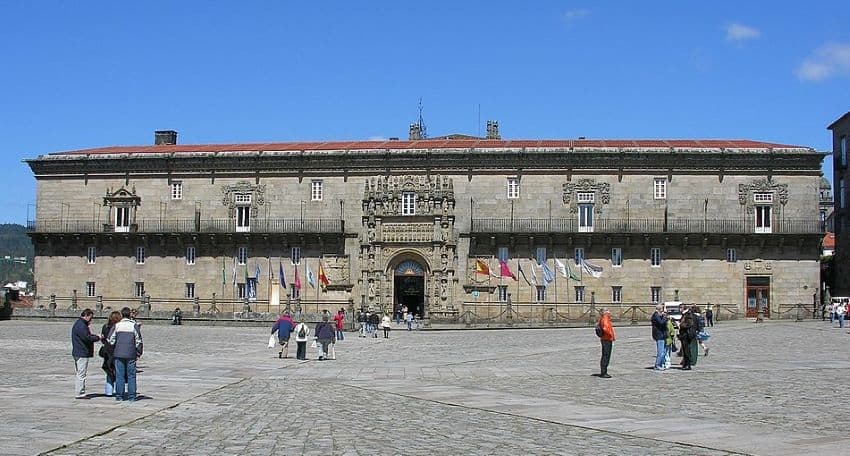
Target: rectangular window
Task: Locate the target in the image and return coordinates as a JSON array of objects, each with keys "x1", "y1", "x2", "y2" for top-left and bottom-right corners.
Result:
[
  {"x1": 754, "y1": 205, "x2": 772, "y2": 233},
  {"x1": 498, "y1": 285, "x2": 508, "y2": 302},
  {"x1": 842, "y1": 135, "x2": 847, "y2": 167},
  {"x1": 575, "y1": 286, "x2": 585, "y2": 303},
  {"x1": 186, "y1": 246, "x2": 196, "y2": 265},
  {"x1": 87, "y1": 246, "x2": 96, "y2": 264},
  {"x1": 135, "y1": 246, "x2": 145, "y2": 265},
  {"x1": 237, "y1": 246, "x2": 248, "y2": 265},
  {"x1": 726, "y1": 248, "x2": 738, "y2": 263},
  {"x1": 402, "y1": 192, "x2": 416, "y2": 215},
  {"x1": 135, "y1": 282, "x2": 145, "y2": 298},
  {"x1": 185, "y1": 283, "x2": 195, "y2": 298},
  {"x1": 86, "y1": 281, "x2": 96, "y2": 297},
  {"x1": 289, "y1": 284, "x2": 300, "y2": 300},
  {"x1": 535, "y1": 285, "x2": 546, "y2": 302},
  {"x1": 578, "y1": 204, "x2": 594, "y2": 232},
  {"x1": 611, "y1": 248, "x2": 622, "y2": 267},
  {"x1": 171, "y1": 181, "x2": 183, "y2": 200},
  {"x1": 574, "y1": 248, "x2": 585, "y2": 265},
  {"x1": 612, "y1": 286, "x2": 622, "y2": 303},
  {"x1": 651, "y1": 286, "x2": 661, "y2": 304},
  {"x1": 576, "y1": 192, "x2": 594, "y2": 203},
  {"x1": 841, "y1": 179, "x2": 847, "y2": 210},
  {"x1": 654, "y1": 178, "x2": 667, "y2": 200},
  {"x1": 535, "y1": 247, "x2": 547, "y2": 264},
  {"x1": 650, "y1": 247, "x2": 662, "y2": 267},
  {"x1": 236, "y1": 206, "x2": 251, "y2": 232},
  {"x1": 497, "y1": 246, "x2": 509, "y2": 262},
  {"x1": 753, "y1": 193, "x2": 773, "y2": 203},
  {"x1": 507, "y1": 177, "x2": 520, "y2": 199},
  {"x1": 311, "y1": 180, "x2": 323, "y2": 201},
  {"x1": 115, "y1": 206, "x2": 130, "y2": 232},
  {"x1": 237, "y1": 283, "x2": 246, "y2": 299},
  {"x1": 291, "y1": 246, "x2": 301, "y2": 265}
]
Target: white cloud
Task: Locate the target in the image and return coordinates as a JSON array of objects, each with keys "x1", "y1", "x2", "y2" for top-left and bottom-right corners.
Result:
[
  {"x1": 563, "y1": 8, "x2": 589, "y2": 22},
  {"x1": 367, "y1": 136, "x2": 387, "y2": 141},
  {"x1": 795, "y1": 42, "x2": 850, "y2": 82},
  {"x1": 725, "y1": 23, "x2": 760, "y2": 42}
]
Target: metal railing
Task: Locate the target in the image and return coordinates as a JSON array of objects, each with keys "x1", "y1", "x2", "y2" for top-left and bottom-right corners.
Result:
[
  {"x1": 471, "y1": 218, "x2": 823, "y2": 234},
  {"x1": 27, "y1": 218, "x2": 344, "y2": 234}
]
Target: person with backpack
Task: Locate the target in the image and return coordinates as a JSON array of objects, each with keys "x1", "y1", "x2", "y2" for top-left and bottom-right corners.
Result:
[
  {"x1": 650, "y1": 304, "x2": 668, "y2": 371},
  {"x1": 293, "y1": 318, "x2": 310, "y2": 360},
  {"x1": 596, "y1": 308, "x2": 615, "y2": 378},
  {"x1": 368, "y1": 311, "x2": 380, "y2": 338},
  {"x1": 271, "y1": 311, "x2": 296, "y2": 359}
]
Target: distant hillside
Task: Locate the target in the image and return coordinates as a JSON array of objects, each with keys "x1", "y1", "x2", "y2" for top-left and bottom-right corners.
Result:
[{"x1": 0, "y1": 224, "x2": 33, "y2": 287}]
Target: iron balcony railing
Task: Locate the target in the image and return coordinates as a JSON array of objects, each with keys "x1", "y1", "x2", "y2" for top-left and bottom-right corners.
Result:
[
  {"x1": 27, "y1": 218, "x2": 344, "y2": 234},
  {"x1": 471, "y1": 218, "x2": 824, "y2": 234}
]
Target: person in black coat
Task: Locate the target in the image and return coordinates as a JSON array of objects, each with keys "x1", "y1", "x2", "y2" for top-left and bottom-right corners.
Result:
[
  {"x1": 314, "y1": 314, "x2": 336, "y2": 361},
  {"x1": 100, "y1": 311, "x2": 122, "y2": 396},
  {"x1": 71, "y1": 308, "x2": 102, "y2": 398}
]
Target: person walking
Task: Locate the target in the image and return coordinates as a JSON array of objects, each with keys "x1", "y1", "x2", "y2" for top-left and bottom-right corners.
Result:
[
  {"x1": 71, "y1": 308, "x2": 102, "y2": 399},
  {"x1": 650, "y1": 304, "x2": 668, "y2": 371},
  {"x1": 405, "y1": 311, "x2": 414, "y2": 331},
  {"x1": 271, "y1": 311, "x2": 296, "y2": 358},
  {"x1": 357, "y1": 310, "x2": 367, "y2": 337},
  {"x1": 293, "y1": 318, "x2": 310, "y2": 360},
  {"x1": 597, "y1": 308, "x2": 615, "y2": 378},
  {"x1": 107, "y1": 307, "x2": 143, "y2": 401},
  {"x1": 314, "y1": 314, "x2": 335, "y2": 361},
  {"x1": 678, "y1": 309, "x2": 697, "y2": 370},
  {"x1": 705, "y1": 305, "x2": 714, "y2": 327},
  {"x1": 99, "y1": 311, "x2": 121, "y2": 397},
  {"x1": 333, "y1": 308, "x2": 346, "y2": 341},
  {"x1": 836, "y1": 301, "x2": 847, "y2": 329},
  {"x1": 368, "y1": 311, "x2": 380, "y2": 338},
  {"x1": 693, "y1": 306, "x2": 710, "y2": 356},
  {"x1": 381, "y1": 313, "x2": 392, "y2": 338}
]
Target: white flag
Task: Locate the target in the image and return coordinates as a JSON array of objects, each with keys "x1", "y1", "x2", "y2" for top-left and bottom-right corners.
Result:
[
  {"x1": 581, "y1": 259, "x2": 603, "y2": 278},
  {"x1": 554, "y1": 258, "x2": 568, "y2": 278}
]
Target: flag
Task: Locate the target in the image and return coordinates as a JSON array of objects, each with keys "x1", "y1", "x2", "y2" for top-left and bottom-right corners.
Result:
[
  {"x1": 517, "y1": 261, "x2": 532, "y2": 285},
  {"x1": 581, "y1": 259, "x2": 603, "y2": 278},
  {"x1": 566, "y1": 260, "x2": 581, "y2": 281},
  {"x1": 255, "y1": 263, "x2": 261, "y2": 281},
  {"x1": 554, "y1": 258, "x2": 568, "y2": 278},
  {"x1": 294, "y1": 264, "x2": 302, "y2": 290},
  {"x1": 474, "y1": 259, "x2": 491, "y2": 275},
  {"x1": 541, "y1": 262, "x2": 555, "y2": 285},
  {"x1": 499, "y1": 259, "x2": 517, "y2": 281},
  {"x1": 231, "y1": 257, "x2": 237, "y2": 285},
  {"x1": 307, "y1": 265, "x2": 316, "y2": 288},
  {"x1": 279, "y1": 261, "x2": 286, "y2": 289},
  {"x1": 319, "y1": 262, "x2": 330, "y2": 288},
  {"x1": 221, "y1": 257, "x2": 226, "y2": 285},
  {"x1": 530, "y1": 262, "x2": 539, "y2": 285}
]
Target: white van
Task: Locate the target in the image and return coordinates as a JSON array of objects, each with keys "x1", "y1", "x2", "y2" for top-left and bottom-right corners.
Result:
[{"x1": 664, "y1": 301, "x2": 684, "y2": 321}]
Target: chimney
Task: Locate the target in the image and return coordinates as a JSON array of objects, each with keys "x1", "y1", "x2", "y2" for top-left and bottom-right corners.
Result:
[
  {"x1": 485, "y1": 120, "x2": 500, "y2": 140},
  {"x1": 409, "y1": 123, "x2": 422, "y2": 140},
  {"x1": 154, "y1": 130, "x2": 178, "y2": 145}
]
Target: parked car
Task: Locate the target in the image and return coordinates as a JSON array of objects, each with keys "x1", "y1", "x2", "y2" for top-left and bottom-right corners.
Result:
[{"x1": 664, "y1": 301, "x2": 684, "y2": 322}]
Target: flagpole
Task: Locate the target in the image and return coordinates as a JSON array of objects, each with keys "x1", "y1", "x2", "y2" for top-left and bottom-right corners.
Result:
[{"x1": 515, "y1": 259, "x2": 520, "y2": 308}]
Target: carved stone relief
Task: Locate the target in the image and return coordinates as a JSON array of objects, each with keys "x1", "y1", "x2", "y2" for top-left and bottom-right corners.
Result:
[
  {"x1": 738, "y1": 179, "x2": 788, "y2": 207},
  {"x1": 221, "y1": 181, "x2": 266, "y2": 218},
  {"x1": 562, "y1": 178, "x2": 611, "y2": 213},
  {"x1": 743, "y1": 259, "x2": 773, "y2": 275}
]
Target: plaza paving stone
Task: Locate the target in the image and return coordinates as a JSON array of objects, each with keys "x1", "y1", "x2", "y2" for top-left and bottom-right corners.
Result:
[{"x1": 1, "y1": 318, "x2": 848, "y2": 455}]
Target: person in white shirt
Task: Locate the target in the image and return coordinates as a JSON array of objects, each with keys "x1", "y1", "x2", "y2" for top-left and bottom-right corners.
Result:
[
  {"x1": 836, "y1": 302, "x2": 847, "y2": 329},
  {"x1": 293, "y1": 319, "x2": 310, "y2": 360},
  {"x1": 380, "y1": 313, "x2": 392, "y2": 338}
]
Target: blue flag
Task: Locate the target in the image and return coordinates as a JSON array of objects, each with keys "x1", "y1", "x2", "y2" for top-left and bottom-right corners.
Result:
[
  {"x1": 541, "y1": 262, "x2": 555, "y2": 285},
  {"x1": 279, "y1": 261, "x2": 286, "y2": 288}
]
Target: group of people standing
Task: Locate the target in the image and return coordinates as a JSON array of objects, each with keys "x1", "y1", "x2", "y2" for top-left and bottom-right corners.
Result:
[
  {"x1": 270, "y1": 308, "x2": 351, "y2": 361},
  {"x1": 70, "y1": 307, "x2": 143, "y2": 401},
  {"x1": 355, "y1": 309, "x2": 392, "y2": 338},
  {"x1": 826, "y1": 300, "x2": 847, "y2": 328},
  {"x1": 651, "y1": 303, "x2": 710, "y2": 371}
]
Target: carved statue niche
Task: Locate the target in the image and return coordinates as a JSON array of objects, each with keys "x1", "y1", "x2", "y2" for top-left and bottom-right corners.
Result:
[
  {"x1": 221, "y1": 181, "x2": 266, "y2": 218},
  {"x1": 738, "y1": 179, "x2": 789, "y2": 214},
  {"x1": 562, "y1": 178, "x2": 611, "y2": 214}
]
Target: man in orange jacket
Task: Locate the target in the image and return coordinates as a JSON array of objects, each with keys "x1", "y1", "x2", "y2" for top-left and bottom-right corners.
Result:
[{"x1": 598, "y1": 308, "x2": 616, "y2": 378}]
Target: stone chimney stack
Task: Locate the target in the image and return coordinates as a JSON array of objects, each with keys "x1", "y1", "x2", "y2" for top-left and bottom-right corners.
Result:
[
  {"x1": 409, "y1": 123, "x2": 422, "y2": 140},
  {"x1": 485, "y1": 120, "x2": 500, "y2": 140},
  {"x1": 154, "y1": 130, "x2": 178, "y2": 145}
]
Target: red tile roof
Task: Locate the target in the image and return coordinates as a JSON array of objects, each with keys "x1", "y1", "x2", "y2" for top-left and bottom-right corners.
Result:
[{"x1": 49, "y1": 139, "x2": 810, "y2": 156}]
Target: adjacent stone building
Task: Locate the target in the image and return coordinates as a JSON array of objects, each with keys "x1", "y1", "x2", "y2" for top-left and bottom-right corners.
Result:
[
  {"x1": 25, "y1": 128, "x2": 824, "y2": 320},
  {"x1": 829, "y1": 111, "x2": 850, "y2": 296}
]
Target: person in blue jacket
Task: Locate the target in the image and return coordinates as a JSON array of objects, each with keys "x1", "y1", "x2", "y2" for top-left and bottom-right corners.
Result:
[
  {"x1": 71, "y1": 308, "x2": 102, "y2": 399},
  {"x1": 271, "y1": 312, "x2": 296, "y2": 359}
]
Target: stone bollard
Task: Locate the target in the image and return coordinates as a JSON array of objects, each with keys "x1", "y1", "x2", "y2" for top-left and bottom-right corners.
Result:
[
  {"x1": 193, "y1": 296, "x2": 200, "y2": 317},
  {"x1": 49, "y1": 294, "x2": 57, "y2": 318},
  {"x1": 96, "y1": 295, "x2": 103, "y2": 313},
  {"x1": 141, "y1": 295, "x2": 151, "y2": 317}
]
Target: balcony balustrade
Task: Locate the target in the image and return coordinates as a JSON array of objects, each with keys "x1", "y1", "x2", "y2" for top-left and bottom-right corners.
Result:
[
  {"x1": 27, "y1": 218, "x2": 344, "y2": 234},
  {"x1": 471, "y1": 218, "x2": 823, "y2": 235}
]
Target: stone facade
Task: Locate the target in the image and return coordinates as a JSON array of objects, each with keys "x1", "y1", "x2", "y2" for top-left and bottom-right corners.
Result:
[
  {"x1": 26, "y1": 137, "x2": 824, "y2": 320},
  {"x1": 829, "y1": 111, "x2": 850, "y2": 296}
]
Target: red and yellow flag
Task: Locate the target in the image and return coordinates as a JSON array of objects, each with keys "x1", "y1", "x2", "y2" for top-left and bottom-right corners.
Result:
[
  {"x1": 318, "y1": 262, "x2": 330, "y2": 288},
  {"x1": 474, "y1": 259, "x2": 491, "y2": 275}
]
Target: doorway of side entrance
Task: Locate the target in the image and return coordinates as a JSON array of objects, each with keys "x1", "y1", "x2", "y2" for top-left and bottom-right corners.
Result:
[
  {"x1": 745, "y1": 276, "x2": 770, "y2": 318},
  {"x1": 394, "y1": 275, "x2": 424, "y2": 318}
]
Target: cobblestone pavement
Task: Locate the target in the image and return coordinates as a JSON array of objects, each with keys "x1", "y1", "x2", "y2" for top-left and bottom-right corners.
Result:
[{"x1": 1, "y1": 318, "x2": 848, "y2": 455}]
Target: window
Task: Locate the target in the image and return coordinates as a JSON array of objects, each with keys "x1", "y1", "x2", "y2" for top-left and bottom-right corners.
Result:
[
  {"x1": 753, "y1": 193, "x2": 773, "y2": 203},
  {"x1": 654, "y1": 178, "x2": 667, "y2": 200},
  {"x1": 650, "y1": 247, "x2": 662, "y2": 267},
  {"x1": 612, "y1": 286, "x2": 622, "y2": 303},
  {"x1": 402, "y1": 192, "x2": 416, "y2": 215},
  {"x1": 291, "y1": 246, "x2": 301, "y2": 265},
  {"x1": 575, "y1": 286, "x2": 585, "y2": 303},
  {"x1": 507, "y1": 178, "x2": 519, "y2": 199},
  {"x1": 576, "y1": 192, "x2": 594, "y2": 203},
  {"x1": 726, "y1": 248, "x2": 738, "y2": 263},
  {"x1": 289, "y1": 284, "x2": 300, "y2": 300},
  {"x1": 651, "y1": 286, "x2": 661, "y2": 304},
  {"x1": 535, "y1": 247, "x2": 547, "y2": 264},
  {"x1": 535, "y1": 285, "x2": 546, "y2": 302},
  {"x1": 754, "y1": 205, "x2": 772, "y2": 233},
  {"x1": 186, "y1": 246, "x2": 196, "y2": 265},
  {"x1": 236, "y1": 206, "x2": 251, "y2": 232},
  {"x1": 87, "y1": 246, "x2": 96, "y2": 264},
  {"x1": 185, "y1": 283, "x2": 195, "y2": 299},
  {"x1": 842, "y1": 135, "x2": 847, "y2": 167},
  {"x1": 577, "y1": 194, "x2": 594, "y2": 233},
  {"x1": 574, "y1": 248, "x2": 585, "y2": 265},
  {"x1": 611, "y1": 248, "x2": 622, "y2": 267},
  {"x1": 237, "y1": 283, "x2": 246, "y2": 299},
  {"x1": 311, "y1": 180, "x2": 323, "y2": 201},
  {"x1": 497, "y1": 246, "x2": 509, "y2": 262},
  {"x1": 171, "y1": 181, "x2": 183, "y2": 200},
  {"x1": 237, "y1": 246, "x2": 248, "y2": 265},
  {"x1": 498, "y1": 285, "x2": 508, "y2": 302},
  {"x1": 86, "y1": 281, "x2": 96, "y2": 297},
  {"x1": 135, "y1": 282, "x2": 145, "y2": 298},
  {"x1": 135, "y1": 246, "x2": 145, "y2": 265},
  {"x1": 841, "y1": 179, "x2": 847, "y2": 210},
  {"x1": 115, "y1": 206, "x2": 131, "y2": 232}
]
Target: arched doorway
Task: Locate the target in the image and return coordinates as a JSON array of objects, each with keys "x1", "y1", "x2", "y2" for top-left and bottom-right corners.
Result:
[{"x1": 393, "y1": 259, "x2": 426, "y2": 318}]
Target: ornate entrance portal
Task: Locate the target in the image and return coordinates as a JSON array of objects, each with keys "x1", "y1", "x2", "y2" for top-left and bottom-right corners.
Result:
[{"x1": 394, "y1": 260, "x2": 425, "y2": 318}]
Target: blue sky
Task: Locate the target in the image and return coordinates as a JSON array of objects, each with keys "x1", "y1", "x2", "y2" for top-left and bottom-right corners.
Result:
[{"x1": 2, "y1": 1, "x2": 848, "y2": 224}]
